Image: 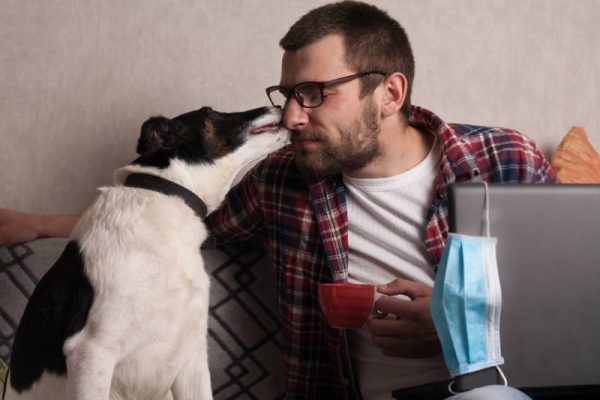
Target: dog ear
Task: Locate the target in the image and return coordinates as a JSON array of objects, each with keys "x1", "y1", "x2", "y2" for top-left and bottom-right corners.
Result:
[{"x1": 136, "y1": 116, "x2": 182, "y2": 155}]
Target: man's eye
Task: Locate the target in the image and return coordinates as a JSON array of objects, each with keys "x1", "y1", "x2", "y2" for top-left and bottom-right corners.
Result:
[{"x1": 298, "y1": 87, "x2": 321, "y2": 103}]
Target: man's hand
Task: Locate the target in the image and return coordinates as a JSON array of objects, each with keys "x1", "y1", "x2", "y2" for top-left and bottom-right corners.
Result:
[
  {"x1": 0, "y1": 208, "x2": 40, "y2": 246},
  {"x1": 0, "y1": 208, "x2": 79, "y2": 246},
  {"x1": 367, "y1": 278, "x2": 441, "y2": 358}
]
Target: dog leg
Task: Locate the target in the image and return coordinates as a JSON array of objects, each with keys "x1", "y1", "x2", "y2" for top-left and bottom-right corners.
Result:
[
  {"x1": 64, "y1": 337, "x2": 117, "y2": 400},
  {"x1": 170, "y1": 336, "x2": 212, "y2": 400}
]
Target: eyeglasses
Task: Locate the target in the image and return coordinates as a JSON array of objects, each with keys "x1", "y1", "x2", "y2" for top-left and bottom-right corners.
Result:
[{"x1": 265, "y1": 71, "x2": 386, "y2": 109}]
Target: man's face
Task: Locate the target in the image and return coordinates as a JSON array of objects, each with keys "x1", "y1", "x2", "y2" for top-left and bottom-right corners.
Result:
[{"x1": 279, "y1": 34, "x2": 382, "y2": 178}]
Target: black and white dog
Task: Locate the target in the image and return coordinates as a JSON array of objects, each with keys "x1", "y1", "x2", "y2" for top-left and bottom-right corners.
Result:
[{"x1": 5, "y1": 106, "x2": 289, "y2": 400}]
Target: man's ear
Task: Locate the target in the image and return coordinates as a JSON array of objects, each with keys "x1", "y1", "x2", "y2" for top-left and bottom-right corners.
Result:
[{"x1": 380, "y1": 72, "x2": 408, "y2": 118}]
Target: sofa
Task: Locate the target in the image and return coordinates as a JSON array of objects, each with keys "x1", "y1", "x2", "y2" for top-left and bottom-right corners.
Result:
[
  {"x1": 1, "y1": 127, "x2": 598, "y2": 398},
  {"x1": 0, "y1": 240, "x2": 285, "y2": 399}
]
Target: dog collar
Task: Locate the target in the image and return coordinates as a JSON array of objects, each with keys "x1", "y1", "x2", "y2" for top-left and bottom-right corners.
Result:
[{"x1": 123, "y1": 173, "x2": 208, "y2": 218}]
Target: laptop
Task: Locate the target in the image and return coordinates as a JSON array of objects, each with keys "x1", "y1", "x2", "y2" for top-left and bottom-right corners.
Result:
[{"x1": 447, "y1": 183, "x2": 600, "y2": 395}]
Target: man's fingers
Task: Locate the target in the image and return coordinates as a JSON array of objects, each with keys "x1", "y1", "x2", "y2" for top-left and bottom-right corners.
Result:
[
  {"x1": 377, "y1": 278, "x2": 431, "y2": 299},
  {"x1": 369, "y1": 279, "x2": 441, "y2": 359},
  {"x1": 373, "y1": 296, "x2": 430, "y2": 322}
]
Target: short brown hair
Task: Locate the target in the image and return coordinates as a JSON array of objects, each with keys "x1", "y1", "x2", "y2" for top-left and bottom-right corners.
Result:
[{"x1": 280, "y1": 1, "x2": 415, "y2": 118}]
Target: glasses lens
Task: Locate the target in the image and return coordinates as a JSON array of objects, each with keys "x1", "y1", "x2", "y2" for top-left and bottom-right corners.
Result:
[
  {"x1": 295, "y1": 83, "x2": 322, "y2": 107},
  {"x1": 268, "y1": 88, "x2": 288, "y2": 109}
]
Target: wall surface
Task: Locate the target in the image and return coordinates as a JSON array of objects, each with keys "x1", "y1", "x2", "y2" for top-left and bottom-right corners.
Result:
[{"x1": 1, "y1": 0, "x2": 599, "y2": 213}]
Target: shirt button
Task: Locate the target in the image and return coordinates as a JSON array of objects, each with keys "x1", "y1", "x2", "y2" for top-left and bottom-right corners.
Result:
[{"x1": 341, "y1": 377, "x2": 350, "y2": 386}]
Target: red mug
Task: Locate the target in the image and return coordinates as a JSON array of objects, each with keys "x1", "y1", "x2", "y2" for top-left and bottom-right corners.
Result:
[{"x1": 318, "y1": 283, "x2": 381, "y2": 329}]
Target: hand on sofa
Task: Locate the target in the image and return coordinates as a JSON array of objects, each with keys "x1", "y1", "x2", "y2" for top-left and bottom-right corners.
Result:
[
  {"x1": 0, "y1": 208, "x2": 41, "y2": 246},
  {"x1": 0, "y1": 209, "x2": 79, "y2": 246}
]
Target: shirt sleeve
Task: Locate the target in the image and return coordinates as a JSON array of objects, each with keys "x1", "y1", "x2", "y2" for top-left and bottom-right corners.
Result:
[
  {"x1": 521, "y1": 134, "x2": 559, "y2": 184},
  {"x1": 205, "y1": 164, "x2": 267, "y2": 247},
  {"x1": 472, "y1": 127, "x2": 560, "y2": 184},
  {"x1": 532, "y1": 145, "x2": 559, "y2": 183}
]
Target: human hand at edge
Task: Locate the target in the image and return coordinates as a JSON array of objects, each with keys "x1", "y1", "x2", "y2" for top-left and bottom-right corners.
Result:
[
  {"x1": 0, "y1": 208, "x2": 40, "y2": 246},
  {"x1": 367, "y1": 278, "x2": 441, "y2": 358}
]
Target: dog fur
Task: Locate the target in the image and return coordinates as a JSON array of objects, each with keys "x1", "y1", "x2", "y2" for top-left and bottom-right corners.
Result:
[{"x1": 5, "y1": 106, "x2": 289, "y2": 400}]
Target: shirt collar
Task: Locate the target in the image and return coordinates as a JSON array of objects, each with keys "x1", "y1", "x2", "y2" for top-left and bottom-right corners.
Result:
[{"x1": 409, "y1": 105, "x2": 482, "y2": 187}]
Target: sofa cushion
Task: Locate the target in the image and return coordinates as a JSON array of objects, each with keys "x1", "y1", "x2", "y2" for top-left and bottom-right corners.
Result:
[
  {"x1": 551, "y1": 127, "x2": 600, "y2": 183},
  {"x1": 0, "y1": 238, "x2": 284, "y2": 399}
]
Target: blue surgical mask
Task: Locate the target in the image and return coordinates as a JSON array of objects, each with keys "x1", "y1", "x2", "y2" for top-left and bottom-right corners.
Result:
[{"x1": 430, "y1": 182, "x2": 507, "y2": 387}]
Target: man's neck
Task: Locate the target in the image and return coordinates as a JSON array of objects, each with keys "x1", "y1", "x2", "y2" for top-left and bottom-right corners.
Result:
[{"x1": 345, "y1": 122, "x2": 434, "y2": 179}]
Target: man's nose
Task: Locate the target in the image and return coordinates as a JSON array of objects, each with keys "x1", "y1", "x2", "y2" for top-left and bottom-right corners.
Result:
[{"x1": 282, "y1": 97, "x2": 309, "y2": 131}]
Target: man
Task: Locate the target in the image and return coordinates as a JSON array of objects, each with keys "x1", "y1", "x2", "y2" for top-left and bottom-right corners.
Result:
[{"x1": 0, "y1": 1, "x2": 555, "y2": 399}]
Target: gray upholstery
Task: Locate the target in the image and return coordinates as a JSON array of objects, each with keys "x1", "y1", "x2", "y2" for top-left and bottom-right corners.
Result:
[{"x1": 0, "y1": 238, "x2": 284, "y2": 399}]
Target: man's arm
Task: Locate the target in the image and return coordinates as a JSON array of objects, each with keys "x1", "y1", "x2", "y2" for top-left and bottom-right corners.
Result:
[
  {"x1": 0, "y1": 208, "x2": 79, "y2": 246},
  {"x1": 205, "y1": 163, "x2": 266, "y2": 247}
]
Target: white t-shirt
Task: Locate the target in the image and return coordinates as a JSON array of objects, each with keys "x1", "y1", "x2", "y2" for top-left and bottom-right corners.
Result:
[{"x1": 343, "y1": 138, "x2": 450, "y2": 399}]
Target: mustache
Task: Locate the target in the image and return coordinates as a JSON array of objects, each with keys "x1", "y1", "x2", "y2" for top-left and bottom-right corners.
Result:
[{"x1": 291, "y1": 129, "x2": 323, "y2": 141}]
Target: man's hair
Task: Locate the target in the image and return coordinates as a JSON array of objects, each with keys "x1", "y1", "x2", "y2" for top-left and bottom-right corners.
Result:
[{"x1": 280, "y1": 1, "x2": 415, "y2": 118}]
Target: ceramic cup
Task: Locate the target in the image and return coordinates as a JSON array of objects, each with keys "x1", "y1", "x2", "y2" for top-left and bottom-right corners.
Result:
[{"x1": 318, "y1": 283, "x2": 382, "y2": 329}]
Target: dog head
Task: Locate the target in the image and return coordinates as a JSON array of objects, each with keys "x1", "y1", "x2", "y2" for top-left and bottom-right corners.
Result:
[
  {"x1": 135, "y1": 106, "x2": 288, "y2": 166},
  {"x1": 122, "y1": 106, "x2": 289, "y2": 211}
]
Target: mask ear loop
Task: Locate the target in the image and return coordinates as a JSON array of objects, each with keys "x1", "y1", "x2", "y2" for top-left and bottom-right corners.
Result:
[
  {"x1": 447, "y1": 366, "x2": 508, "y2": 395},
  {"x1": 480, "y1": 181, "x2": 491, "y2": 238}
]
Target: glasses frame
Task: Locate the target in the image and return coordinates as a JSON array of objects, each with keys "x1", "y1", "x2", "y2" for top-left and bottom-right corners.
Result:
[{"x1": 265, "y1": 70, "x2": 387, "y2": 109}]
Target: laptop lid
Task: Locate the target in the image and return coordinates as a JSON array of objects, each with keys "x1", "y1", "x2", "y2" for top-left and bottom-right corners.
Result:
[{"x1": 448, "y1": 183, "x2": 600, "y2": 389}]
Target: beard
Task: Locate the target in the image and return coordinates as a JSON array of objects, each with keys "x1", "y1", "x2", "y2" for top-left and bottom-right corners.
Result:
[{"x1": 293, "y1": 99, "x2": 381, "y2": 178}]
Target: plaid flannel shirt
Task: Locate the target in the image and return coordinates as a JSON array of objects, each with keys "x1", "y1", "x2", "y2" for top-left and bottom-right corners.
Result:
[{"x1": 206, "y1": 106, "x2": 557, "y2": 399}]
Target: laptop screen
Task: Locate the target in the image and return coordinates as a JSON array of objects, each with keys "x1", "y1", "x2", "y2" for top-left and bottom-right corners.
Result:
[{"x1": 448, "y1": 183, "x2": 600, "y2": 389}]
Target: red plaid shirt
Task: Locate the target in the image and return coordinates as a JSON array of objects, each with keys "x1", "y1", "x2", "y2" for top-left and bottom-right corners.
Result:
[{"x1": 206, "y1": 106, "x2": 557, "y2": 399}]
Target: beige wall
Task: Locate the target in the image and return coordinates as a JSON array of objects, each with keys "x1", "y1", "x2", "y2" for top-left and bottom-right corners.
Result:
[{"x1": 1, "y1": 0, "x2": 598, "y2": 214}]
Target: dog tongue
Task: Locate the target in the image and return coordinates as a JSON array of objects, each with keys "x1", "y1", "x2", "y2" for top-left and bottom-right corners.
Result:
[{"x1": 251, "y1": 123, "x2": 280, "y2": 134}]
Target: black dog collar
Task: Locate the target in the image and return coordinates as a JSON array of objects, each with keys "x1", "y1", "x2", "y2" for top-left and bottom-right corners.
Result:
[{"x1": 123, "y1": 173, "x2": 208, "y2": 219}]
